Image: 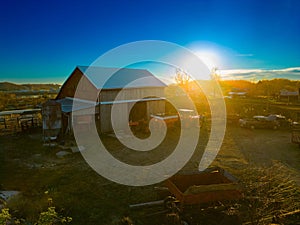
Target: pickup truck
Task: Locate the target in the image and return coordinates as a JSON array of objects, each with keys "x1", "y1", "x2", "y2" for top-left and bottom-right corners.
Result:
[{"x1": 239, "y1": 115, "x2": 280, "y2": 129}]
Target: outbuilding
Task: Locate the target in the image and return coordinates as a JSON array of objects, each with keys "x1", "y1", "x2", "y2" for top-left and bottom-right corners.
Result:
[
  {"x1": 279, "y1": 89, "x2": 299, "y2": 103},
  {"x1": 55, "y1": 66, "x2": 167, "y2": 133}
]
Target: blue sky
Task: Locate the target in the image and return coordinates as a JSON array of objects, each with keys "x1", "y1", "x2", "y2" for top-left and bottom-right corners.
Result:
[{"x1": 0, "y1": 0, "x2": 300, "y2": 83}]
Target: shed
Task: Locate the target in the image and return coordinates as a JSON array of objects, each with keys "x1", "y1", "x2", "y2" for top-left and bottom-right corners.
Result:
[
  {"x1": 279, "y1": 89, "x2": 299, "y2": 102},
  {"x1": 56, "y1": 66, "x2": 167, "y2": 133}
]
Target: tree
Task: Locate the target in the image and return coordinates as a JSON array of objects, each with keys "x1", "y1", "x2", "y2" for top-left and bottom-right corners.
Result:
[
  {"x1": 210, "y1": 67, "x2": 221, "y2": 98},
  {"x1": 210, "y1": 67, "x2": 220, "y2": 81},
  {"x1": 175, "y1": 68, "x2": 190, "y2": 86}
]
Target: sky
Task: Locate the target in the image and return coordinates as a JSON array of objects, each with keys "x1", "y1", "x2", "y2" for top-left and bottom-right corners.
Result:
[{"x1": 0, "y1": 0, "x2": 300, "y2": 83}]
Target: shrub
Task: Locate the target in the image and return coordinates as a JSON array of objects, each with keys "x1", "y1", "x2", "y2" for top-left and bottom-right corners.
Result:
[{"x1": 0, "y1": 208, "x2": 20, "y2": 225}]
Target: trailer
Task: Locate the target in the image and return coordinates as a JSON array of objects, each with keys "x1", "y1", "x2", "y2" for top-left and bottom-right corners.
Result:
[
  {"x1": 164, "y1": 167, "x2": 243, "y2": 206},
  {"x1": 129, "y1": 167, "x2": 243, "y2": 224}
]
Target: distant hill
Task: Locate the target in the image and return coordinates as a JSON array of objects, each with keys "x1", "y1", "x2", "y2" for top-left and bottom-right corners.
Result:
[
  {"x1": 0, "y1": 82, "x2": 60, "y2": 92},
  {"x1": 0, "y1": 82, "x2": 27, "y2": 91}
]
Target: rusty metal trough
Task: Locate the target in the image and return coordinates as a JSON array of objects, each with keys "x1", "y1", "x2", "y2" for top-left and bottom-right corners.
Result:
[{"x1": 165, "y1": 167, "x2": 243, "y2": 205}]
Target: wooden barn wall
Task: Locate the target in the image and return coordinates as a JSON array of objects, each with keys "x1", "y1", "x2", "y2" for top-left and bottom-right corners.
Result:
[
  {"x1": 99, "y1": 87, "x2": 165, "y2": 102},
  {"x1": 100, "y1": 103, "x2": 129, "y2": 133},
  {"x1": 100, "y1": 105, "x2": 111, "y2": 133},
  {"x1": 100, "y1": 99, "x2": 165, "y2": 133},
  {"x1": 99, "y1": 87, "x2": 166, "y2": 133},
  {"x1": 56, "y1": 68, "x2": 97, "y2": 100}
]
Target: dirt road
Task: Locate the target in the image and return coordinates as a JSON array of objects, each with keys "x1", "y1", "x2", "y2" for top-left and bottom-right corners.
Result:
[{"x1": 213, "y1": 126, "x2": 300, "y2": 185}]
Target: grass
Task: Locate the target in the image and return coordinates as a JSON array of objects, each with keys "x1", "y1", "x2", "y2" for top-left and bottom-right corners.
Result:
[
  {"x1": 1, "y1": 109, "x2": 300, "y2": 224},
  {"x1": 236, "y1": 162, "x2": 300, "y2": 225},
  {"x1": 0, "y1": 131, "x2": 167, "y2": 225}
]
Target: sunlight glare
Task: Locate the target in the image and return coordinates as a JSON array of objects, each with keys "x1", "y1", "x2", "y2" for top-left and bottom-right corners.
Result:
[{"x1": 194, "y1": 50, "x2": 221, "y2": 71}]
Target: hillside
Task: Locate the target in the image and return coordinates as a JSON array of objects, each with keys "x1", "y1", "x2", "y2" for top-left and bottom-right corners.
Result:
[
  {"x1": 0, "y1": 82, "x2": 28, "y2": 91},
  {"x1": 0, "y1": 82, "x2": 60, "y2": 92}
]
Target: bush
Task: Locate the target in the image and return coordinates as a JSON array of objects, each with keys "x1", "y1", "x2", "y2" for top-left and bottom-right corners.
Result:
[
  {"x1": 35, "y1": 205, "x2": 72, "y2": 225},
  {"x1": 1, "y1": 196, "x2": 72, "y2": 225},
  {"x1": 0, "y1": 208, "x2": 20, "y2": 225}
]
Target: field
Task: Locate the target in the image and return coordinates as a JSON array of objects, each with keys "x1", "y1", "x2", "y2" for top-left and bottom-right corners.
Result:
[
  {"x1": 1, "y1": 122, "x2": 300, "y2": 224},
  {"x1": 1, "y1": 84, "x2": 300, "y2": 224}
]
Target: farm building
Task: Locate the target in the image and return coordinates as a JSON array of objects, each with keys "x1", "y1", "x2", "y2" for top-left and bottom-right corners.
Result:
[
  {"x1": 279, "y1": 89, "x2": 299, "y2": 102},
  {"x1": 0, "y1": 109, "x2": 41, "y2": 133},
  {"x1": 55, "y1": 66, "x2": 167, "y2": 133}
]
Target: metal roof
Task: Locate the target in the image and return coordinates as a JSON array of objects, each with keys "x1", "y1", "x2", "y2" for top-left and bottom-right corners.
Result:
[
  {"x1": 77, "y1": 66, "x2": 167, "y2": 89},
  {"x1": 0, "y1": 109, "x2": 41, "y2": 116},
  {"x1": 56, "y1": 97, "x2": 96, "y2": 113},
  {"x1": 280, "y1": 89, "x2": 299, "y2": 96}
]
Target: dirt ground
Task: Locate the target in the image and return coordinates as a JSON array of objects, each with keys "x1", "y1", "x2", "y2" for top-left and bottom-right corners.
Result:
[
  {"x1": 215, "y1": 126, "x2": 300, "y2": 185},
  {"x1": 1, "y1": 124, "x2": 300, "y2": 224}
]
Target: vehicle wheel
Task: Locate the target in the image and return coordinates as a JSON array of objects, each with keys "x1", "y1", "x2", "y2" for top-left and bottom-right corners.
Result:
[
  {"x1": 250, "y1": 125, "x2": 255, "y2": 129},
  {"x1": 164, "y1": 196, "x2": 178, "y2": 210}
]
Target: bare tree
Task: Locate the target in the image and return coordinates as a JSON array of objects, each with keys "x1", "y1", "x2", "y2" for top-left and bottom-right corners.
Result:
[
  {"x1": 210, "y1": 67, "x2": 220, "y2": 81},
  {"x1": 210, "y1": 67, "x2": 220, "y2": 97},
  {"x1": 175, "y1": 68, "x2": 190, "y2": 86}
]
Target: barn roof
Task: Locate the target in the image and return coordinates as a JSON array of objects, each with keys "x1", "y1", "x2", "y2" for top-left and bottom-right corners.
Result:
[
  {"x1": 77, "y1": 66, "x2": 167, "y2": 89},
  {"x1": 280, "y1": 89, "x2": 299, "y2": 96},
  {"x1": 56, "y1": 97, "x2": 96, "y2": 113}
]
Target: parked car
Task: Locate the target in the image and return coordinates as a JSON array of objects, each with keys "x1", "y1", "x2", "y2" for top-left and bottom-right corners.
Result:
[
  {"x1": 239, "y1": 115, "x2": 280, "y2": 129},
  {"x1": 266, "y1": 114, "x2": 291, "y2": 128}
]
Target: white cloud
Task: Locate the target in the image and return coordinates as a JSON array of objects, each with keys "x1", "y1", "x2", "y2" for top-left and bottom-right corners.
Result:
[{"x1": 218, "y1": 67, "x2": 300, "y2": 80}]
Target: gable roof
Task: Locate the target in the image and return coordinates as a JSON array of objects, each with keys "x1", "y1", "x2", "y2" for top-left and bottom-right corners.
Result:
[{"x1": 77, "y1": 66, "x2": 167, "y2": 89}]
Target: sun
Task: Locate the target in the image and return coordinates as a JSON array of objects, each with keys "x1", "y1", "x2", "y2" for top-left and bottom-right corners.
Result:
[{"x1": 193, "y1": 50, "x2": 221, "y2": 71}]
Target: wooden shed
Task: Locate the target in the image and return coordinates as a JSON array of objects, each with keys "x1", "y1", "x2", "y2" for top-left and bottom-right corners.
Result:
[
  {"x1": 279, "y1": 89, "x2": 299, "y2": 102},
  {"x1": 56, "y1": 66, "x2": 167, "y2": 133}
]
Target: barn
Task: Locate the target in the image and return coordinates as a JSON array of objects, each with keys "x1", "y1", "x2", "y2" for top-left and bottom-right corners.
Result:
[
  {"x1": 279, "y1": 89, "x2": 299, "y2": 103},
  {"x1": 55, "y1": 66, "x2": 167, "y2": 133}
]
